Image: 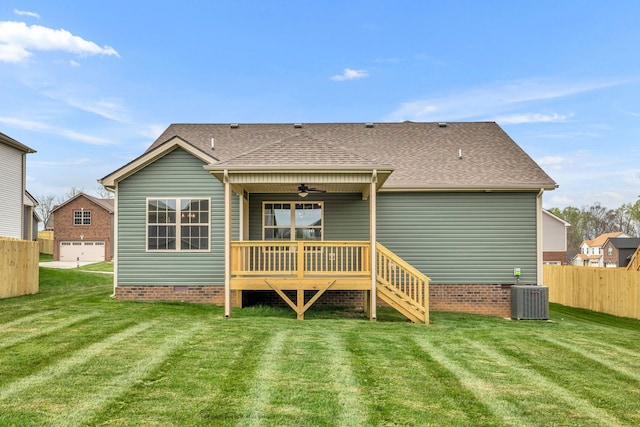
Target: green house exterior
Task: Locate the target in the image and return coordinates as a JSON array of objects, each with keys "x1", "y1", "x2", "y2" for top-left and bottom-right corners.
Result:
[{"x1": 101, "y1": 122, "x2": 556, "y2": 319}]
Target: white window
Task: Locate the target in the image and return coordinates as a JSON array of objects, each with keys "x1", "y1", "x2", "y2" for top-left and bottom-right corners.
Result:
[
  {"x1": 74, "y1": 210, "x2": 91, "y2": 225},
  {"x1": 147, "y1": 198, "x2": 210, "y2": 251},
  {"x1": 263, "y1": 202, "x2": 323, "y2": 241}
]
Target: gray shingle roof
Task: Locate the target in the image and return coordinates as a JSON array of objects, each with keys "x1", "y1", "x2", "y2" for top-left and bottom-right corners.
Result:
[
  {"x1": 608, "y1": 237, "x2": 640, "y2": 249},
  {"x1": 52, "y1": 192, "x2": 114, "y2": 214},
  {"x1": 148, "y1": 122, "x2": 557, "y2": 189}
]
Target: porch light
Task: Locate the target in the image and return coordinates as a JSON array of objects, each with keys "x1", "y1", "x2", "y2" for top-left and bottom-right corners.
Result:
[{"x1": 298, "y1": 190, "x2": 309, "y2": 198}]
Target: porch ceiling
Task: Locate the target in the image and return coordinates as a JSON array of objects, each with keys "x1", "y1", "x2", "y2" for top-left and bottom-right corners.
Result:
[
  {"x1": 204, "y1": 165, "x2": 393, "y2": 198},
  {"x1": 237, "y1": 182, "x2": 369, "y2": 194}
]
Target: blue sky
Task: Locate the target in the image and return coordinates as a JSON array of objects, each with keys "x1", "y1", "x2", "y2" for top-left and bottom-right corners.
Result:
[{"x1": 1, "y1": 1, "x2": 639, "y2": 209}]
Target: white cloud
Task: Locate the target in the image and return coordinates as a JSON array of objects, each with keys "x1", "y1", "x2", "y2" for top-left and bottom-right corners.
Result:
[
  {"x1": 0, "y1": 116, "x2": 114, "y2": 145},
  {"x1": 495, "y1": 112, "x2": 571, "y2": 124},
  {"x1": 14, "y1": 9, "x2": 40, "y2": 19},
  {"x1": 0, "y1": 21, "x2": 119, "y2": 63},
  {"x1": 537, "y1": 156, "x2": 566, "y2": 166},
  {"x1": 387, "y1": 78, "x2": 624, "y2": 122},
  {"x1": 60, "y1": 97, "x2": 129, "y2": 123},
  {"x1": 331, "y1": 68, "x2": 368, "y2": 81},
  {"x1": 140, "y1": 124, "x2": 167, "y2": 140}
]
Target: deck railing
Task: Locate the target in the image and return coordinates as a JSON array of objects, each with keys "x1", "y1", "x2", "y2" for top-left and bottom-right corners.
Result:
[{"x1": 230, "y1": 241, "x2": 371, "y2": 278}]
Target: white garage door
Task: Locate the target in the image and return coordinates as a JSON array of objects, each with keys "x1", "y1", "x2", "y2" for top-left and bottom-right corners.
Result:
[{"x1": 59, "y1": 241, "x2": 106, "y2": 262}]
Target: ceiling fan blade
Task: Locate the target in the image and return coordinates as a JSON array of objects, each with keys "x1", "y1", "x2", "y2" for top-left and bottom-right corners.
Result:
[{"x1": 298, "y1": 184, "x2": 326, "y2": 194}]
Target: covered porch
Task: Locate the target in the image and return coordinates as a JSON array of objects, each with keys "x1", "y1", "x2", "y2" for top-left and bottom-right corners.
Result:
[{"x1": 204, "y1": 162, "x2": 429, "y2": 323}]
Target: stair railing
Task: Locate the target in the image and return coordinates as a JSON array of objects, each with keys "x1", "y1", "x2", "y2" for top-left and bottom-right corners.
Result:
[{"x1": 376, "y1": 242, "x2": 430, "y2": 323}]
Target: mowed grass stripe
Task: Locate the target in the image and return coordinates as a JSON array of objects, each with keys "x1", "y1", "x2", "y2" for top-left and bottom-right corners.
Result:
[
  {"x1": 0, "y1": 310, "x2": 58, "y2": 329},
  {"x1": 469, "y1": 341, "x2": 624, "y2": 427},
  {"x1": 0, "y1": 312, "x2": 98, "y2": 350},
  {"x1": 50, "y1": 322, "x2": 204, "y2": 427},
  {"x1": 323, "y1": 331, "x2": 367, "y2": 427},
  {"x1": 0, "y1": 283, "x2": 107, "y2": 309},
  {"x1": 538, "y1": 335, "x2": 640, "y2": 381},
  {"x1": 413, "y1": 337, "x2": 526, "y2": 427},
  {"x1": 239, "y1": 329, "x2": 288, "y2": 427},
  {"x1": 0, "y1": 321, "x2": 155, "y2": 400}
]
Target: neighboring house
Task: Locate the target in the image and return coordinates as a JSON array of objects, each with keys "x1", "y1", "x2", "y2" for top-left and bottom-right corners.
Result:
[
  {"x1": 24, "y1": 190, "x2": 41, "y2": 241},
  {"x1": 0, "y1": 132, "x2": 36, "y2": 239},
  {"x1": 602, "y1": 237, "x2": 640, "y2": 268},
  {"x1": 100, "y1": 122, "x2": 557, "y2": 320},
  {"x1": 572, "y1": 231, "x2": 630, "y2": 267},
  {"x1": 51, "y1": 192, "x2": 114, "y2": 262},
  {"x1": 542, "y1": 209, "x2": 570, "y2": 264}
]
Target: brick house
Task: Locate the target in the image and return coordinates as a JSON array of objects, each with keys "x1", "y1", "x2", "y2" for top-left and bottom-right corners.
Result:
[
  {"x1": 602, "y1": 237, "x2": 640, "y2": 268},
  {"x1": 52, "y1": 192, "x2": 114, "y2": 262},
  {"x1": 572, "y1": 232, "x2": 629, "y2": 267}
]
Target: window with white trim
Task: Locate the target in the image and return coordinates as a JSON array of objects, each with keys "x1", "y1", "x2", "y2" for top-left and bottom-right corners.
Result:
[
  {"x1": 73, "y1": 210, "x2": 91, "y2": 225},
  {"x1": 263, "y1": 202, "x2": 323, "y2": 240},
  {"x1": 147, "y1": 198, "x2": 210, "y2": 251}
]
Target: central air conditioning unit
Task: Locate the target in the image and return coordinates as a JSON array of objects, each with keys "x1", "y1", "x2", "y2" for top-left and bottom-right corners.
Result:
[{"x1": 511, "y1": 285, "x2": 549, "y2": 320}]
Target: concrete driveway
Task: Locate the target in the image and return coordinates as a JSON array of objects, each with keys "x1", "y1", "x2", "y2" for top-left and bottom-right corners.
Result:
[{"x1": 39, "y1": 261, "x2": 97, "y2": 269}]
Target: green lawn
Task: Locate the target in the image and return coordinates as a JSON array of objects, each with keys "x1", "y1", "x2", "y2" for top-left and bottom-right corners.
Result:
[
  {"x1": 78, "y1": 261, "x2": 114, "y2": 273},
  {"x1": 1, "y1": 270, "x2": 639, "y2": 426},
  {"x1": 38, "y1": 253, "x2": 53, "y2": 262}
]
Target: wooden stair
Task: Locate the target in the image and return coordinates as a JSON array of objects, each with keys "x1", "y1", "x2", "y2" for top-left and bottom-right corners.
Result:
[
  {"x1": 627, "y1": 245, "x2": 640, "y2": 271},
  {"x1": 377, "y1": 281, "x2": 427, "y2": 323},
  {"x1": 376, "y1": 242, "x2": 430, "y2": 324}
]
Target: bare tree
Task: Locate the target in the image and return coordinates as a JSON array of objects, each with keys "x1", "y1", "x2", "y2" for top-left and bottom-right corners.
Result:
[
  {"x1": 94, "y1": 185, "x2": 114, "y2": 199},
  {"x1": 583, "y1": 202, "x2": 615, "y2": 240},
  {"x1": 35, "y1": 194, "x2": 57, "y2": 229}
]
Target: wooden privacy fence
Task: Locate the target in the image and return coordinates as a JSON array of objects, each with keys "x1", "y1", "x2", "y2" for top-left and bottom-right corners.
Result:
[
  {"x1": 38, "y1": 230, "x2": 54, "y2": 255},
  {"x1": 543, "y1": 265, "x2": 640, "y2": 320},
  {"x1": 0, "y1": 237, "x2": 39, "y2": 299},
  {"x1": 628, "y1": 246, "x2": 640, "y2": 271}
]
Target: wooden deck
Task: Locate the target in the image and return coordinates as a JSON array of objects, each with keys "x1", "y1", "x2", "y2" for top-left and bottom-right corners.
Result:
[{"x1": 229, "y1": 240, "x2": 430, "y2": 323}]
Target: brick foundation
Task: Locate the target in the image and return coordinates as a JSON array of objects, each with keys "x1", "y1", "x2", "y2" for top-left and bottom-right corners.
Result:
[
  {"x1": 429, "y1": 284, "x2": 512, "y2": 317},
  {"x1": 115, "y1": 283, "x2": 513, "y2": 317},
  {"x1": 115, "y1": 285, "x2": 229, "y2": 304}
]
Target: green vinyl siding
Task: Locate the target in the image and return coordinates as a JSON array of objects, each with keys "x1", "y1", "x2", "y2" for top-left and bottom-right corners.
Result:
[
  {"x1": 116, "y1": 148, "x2": 237, "y2": 286},
  {"x1": 377, "y1": 192, "x2": 538, "y2": 285},
  {"x1": 248, "y1": 193, "x2": 369, "y2": 241}
]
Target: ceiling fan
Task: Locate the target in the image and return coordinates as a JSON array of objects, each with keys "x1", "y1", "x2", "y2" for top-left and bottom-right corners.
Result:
[{"x1": 298, "y1": 184, "x2": 326, "y2": 198}]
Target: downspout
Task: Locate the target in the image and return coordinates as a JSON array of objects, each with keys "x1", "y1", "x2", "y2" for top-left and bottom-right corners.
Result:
[
  {"x1": 536, "y1": 188, "x2": 544, "y2": 285},
  {"x1": 21, "y1": 152, "x2": 27, "y2": 239},
  {"x1": 110, "y1": 184, "x2": 118, "y2": 298}
]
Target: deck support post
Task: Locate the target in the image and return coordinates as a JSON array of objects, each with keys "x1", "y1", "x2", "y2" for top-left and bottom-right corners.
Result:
[
  {"x1": 297, "y1": 289, "x2": 305, "y2": 320},
  {"x1": 363, "y1": 291, "x2": 370, "y2": 316},
  {"x1": 224, "y1": 171, "x2": 232, "y2": 318},
  {"x1": 370, "y1": 171, "x2": 377, "y2": 321}
]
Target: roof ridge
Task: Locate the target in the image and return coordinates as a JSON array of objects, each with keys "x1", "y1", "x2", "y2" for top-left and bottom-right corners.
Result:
[{"x1": 213, "y1": 131, "x2": 378, "y2": 166}]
